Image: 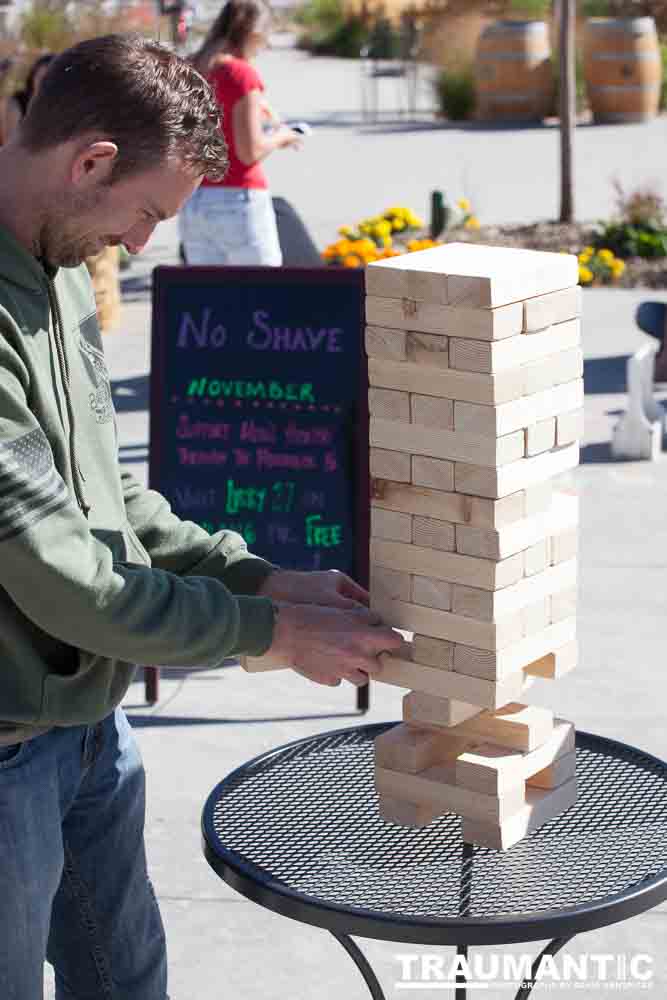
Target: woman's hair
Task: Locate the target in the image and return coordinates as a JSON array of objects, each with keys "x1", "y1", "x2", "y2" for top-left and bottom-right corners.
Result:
[{"x1": 192, "y1": 0, "x2": 270, "y2": 75}]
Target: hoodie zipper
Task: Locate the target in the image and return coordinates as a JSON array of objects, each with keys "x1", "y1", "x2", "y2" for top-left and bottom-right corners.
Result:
[{"x1": 46, "y1": 277, "x2": 90, "y2": 519}]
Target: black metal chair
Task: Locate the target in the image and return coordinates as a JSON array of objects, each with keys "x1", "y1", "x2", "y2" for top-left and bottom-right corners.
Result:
[{"x1": 360, "y1": 12, "x2": 421, "y2": 123}]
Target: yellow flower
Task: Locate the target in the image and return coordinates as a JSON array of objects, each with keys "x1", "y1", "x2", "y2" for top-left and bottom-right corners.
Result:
[
  {"x1": 382, "y1": 235, "x2": 393, "y2": 249},
  {"x1": 582, "y1": 246, "x2": 595, "y2": 256},
  {"x1": 465, "y1": 216, "x2": 481, "y2": 230},
  {"x1": 343, "y1": 254, "x2": 362, "y2": 268},
  {"x1": 579, "y1": 265, "x2": 593, "y2": 285},
  {"x1": 336, "y1": 239, "x2": 351, "y2": 256},
  {"x1": 578, "y1": 251, "x2": 592, "y2": 264},
  {"x1": 457, "y1": 198, "x2": 471, "y2": 212},
  {"x1": 391, "y1": 219, "x2": 406, "y2": 231},
  {"x1": 597, "y1": 248, "x2": 614, "y2": 264},
  {"x1": 611, "y1": 259, "x2": 626, "y2": 278},
  {"x1": 374, "y1": 221, "x2": 392, "y2": 239},
  {"x1": 338, "y1": 225, "x2": 354, "y2": 237}
]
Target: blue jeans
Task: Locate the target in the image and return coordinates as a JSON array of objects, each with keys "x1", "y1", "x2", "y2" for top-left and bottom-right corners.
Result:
[
  {"x1": 0, "y1": 708, "x2": 167, "y2": 999},
  {"x1": 179, "y1": 185, "x2": 283, "y2": 266}
]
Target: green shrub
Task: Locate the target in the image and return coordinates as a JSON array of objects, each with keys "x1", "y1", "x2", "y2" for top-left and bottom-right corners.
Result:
[
  {"x1": 593, "y1": 180, "x2": 667, "y2": 259},
  {"x1": 581, "y1": 0, "x2": 611, "y2": 15},
  {"x1": 435, "y1": 66, "x2": 476, "y2": 121},
  {"x1": 508, "y1": 0, "x2": 550, "y2": 16}
]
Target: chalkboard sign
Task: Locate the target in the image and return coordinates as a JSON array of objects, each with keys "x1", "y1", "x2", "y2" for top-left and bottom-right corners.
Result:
[{"x1": 149, "y1": 267, "x2": 368, "y2": 582}]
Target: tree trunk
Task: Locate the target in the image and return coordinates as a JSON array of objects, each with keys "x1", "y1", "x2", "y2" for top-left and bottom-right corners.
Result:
[{"x1": 559, "y1": 0, "x2": 576, "y2": 223}]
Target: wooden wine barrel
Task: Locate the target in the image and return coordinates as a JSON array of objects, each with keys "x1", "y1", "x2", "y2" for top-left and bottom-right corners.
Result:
[
  {"x1": 474, "y1": 20, "x2": 554, "y2": 122},
  {"x1": 85, "y1": 246, "x2": 121, "y2": 332},
  {"x1": 584, "y1": 17, "x2": 662, "y2": 123}
]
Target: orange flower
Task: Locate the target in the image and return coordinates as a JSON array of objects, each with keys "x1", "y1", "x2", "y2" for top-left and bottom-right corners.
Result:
[{"x1": 343, "y1": 254, "x2": 362, "y2": 268}]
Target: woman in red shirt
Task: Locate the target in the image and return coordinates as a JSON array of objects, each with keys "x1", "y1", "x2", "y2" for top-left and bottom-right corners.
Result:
[{"x1": 181, "y1": 0, "x2": 301, "y2": 265}]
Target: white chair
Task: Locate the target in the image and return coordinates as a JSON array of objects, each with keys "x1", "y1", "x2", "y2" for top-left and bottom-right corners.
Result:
[{"x1": 611, "y1": 341, "x2": 665, "y2": 460}]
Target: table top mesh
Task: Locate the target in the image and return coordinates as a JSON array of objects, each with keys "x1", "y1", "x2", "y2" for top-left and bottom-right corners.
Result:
[{"x1": 203, "y1": 723, "x2": 667, "y2": 929}]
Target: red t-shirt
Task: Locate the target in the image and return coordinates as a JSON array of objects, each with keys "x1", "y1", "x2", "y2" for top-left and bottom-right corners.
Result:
[{"x1": 202, "y1": 57, "x2": 268, "y2": 190}]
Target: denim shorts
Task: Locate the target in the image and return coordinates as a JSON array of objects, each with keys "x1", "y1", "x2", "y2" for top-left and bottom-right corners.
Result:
[{"x1": 179, "y1": 185, "x2": 283, "y2": 267}]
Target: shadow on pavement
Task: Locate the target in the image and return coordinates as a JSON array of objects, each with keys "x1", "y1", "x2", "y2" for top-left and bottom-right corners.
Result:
[{"x1": 584, "y1": 355, "x2": 629, "y2": 395}]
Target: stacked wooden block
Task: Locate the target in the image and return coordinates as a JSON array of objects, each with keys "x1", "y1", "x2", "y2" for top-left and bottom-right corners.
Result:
[{"x1": 367, "y1": 243, "x2": 582, "y2": 851}]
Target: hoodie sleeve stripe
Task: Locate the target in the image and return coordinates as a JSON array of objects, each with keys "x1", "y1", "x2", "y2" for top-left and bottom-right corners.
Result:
[{"x1": 0, "y1": 428, "x2": 71, "y2": 540}]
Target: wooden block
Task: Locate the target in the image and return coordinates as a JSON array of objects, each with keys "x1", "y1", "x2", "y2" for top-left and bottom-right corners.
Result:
[
  {"x1": 368, "y1": 358, "x2": 524, "y2": 405},
  {"x1": 524, "y1": 639, "x2": 577, "y2": 679},
  {"x1": 406, "y1": 332, "x2": 450, "y2": 368},
  {"x1": 370, "y1": 448, "x2": 410, "y2": 483},
  {"x1": 550, "y1": 587, "x2": 577, "y2": 624},
  {"x1": 365, "y1": 325, "x2": 407, "y2": 361},
  {"x1": 378, "y1": 795, "x2": 439, "y2": 828},
  {"x1": 374, "y1": 723, "x2": 460, "y2": 774},
  {"x1": 441, "y1": 243, "x2": 578, "y2": 309},
  {"x1": 454, "y1": 443, "x2": 580, "y2": 500},
  {"x1": 412, "y1": 575, "x2": 453, "y2": 611},
  {"x1": 527, "y1": 749, "x2": 577, "y2": 790},
  {"x1": 461, "y1": 777, "x2": 577, "y2": 850},
  {"x1": 523, "y1": 286, "x2": 582, "y2": 333},
  {"x1": 453, "y1": 378, "x2": 584, "y2": 439},
  {"x1": 240, "y1": 652, "x2": 290, "y2": 672},
  {"x1": 524, "y1": 540, "x2": 548, "y2": 577},
  {"x1": 412, "y1": 516, "x2": 455, "y2": 552},
  {"x1": 410, "y1": 394, "x2": 454, "y2": 430},
  {"x1": 456, "y1": 703, "x2": 555, "y2": 754},
  {"x1": 521, "y1": 348, "x2": 583, "y2": 397},
  {"x1": 373, "y1": 477, "x2": 460, "y2": 517},
  {"x1": 371, "y1": 596, "x2": 523, "y2": 652},
  {"x1": 365, "y1": 293, "x2": 524, "y2": 339},
  {"x1": 412, "y1": 456, "x2": 456, "y2": 493},
  {"x1": 371, "y1": 507, "x2": 412, "y2": 543},
  {"x1": 366, "y1": 253, "x2": 449, "y2": 304},
  {"x1": 370, "y1": 564, "x2": 412, "y2": 603},
  {"x1": 403, "y1": 691, "x2": 483, "y2": 728},
  {"x1": 455, "y1": 492, "x2": 578, "y2": 561},
  {"x1": 377, "y1": 652, "x2": 527, "y2": 709},
  {"x1": 550, "y1": 528, "x2": 578, "y2": 565},
  {"x1": 368, "y1": 387, "x2": 410, "y2": 421},
  {"x1": 454, "y1": 719, "x2": 574, "y2": 795},
  {"x1": 462, "y1": 493, "x2": 526, "y2": 529},
  {"x1": 556, "y1": 409, "x2": 584, "y2": 446},
  {"x1": 412, "y1": 634, "x2": 454, "y2": 669},
  {"x1": 452, "y1": 618, "x2": 577, "y2": 681},
  {"x1": 525, "y1": 418, "x2": 556, "y2": 457},
  {"x1": 370, "y1": 538, "x2": 524, "y2": 591},
  {"x1": 523, "y1": 481, "x2": 553, "y2": 517},
  {"x1": 517, "y1": 318, "x2": 581, "y2": 360},
  {"x1": 450, "y1": 336, "x2": 522, "y2": 374},
  {"x1": 375, "y1": 762, "x2": 526, "y2": 825},
  {"x1": 371, "y1": 417, "x2": 525, "y2": 468},
  {"x1": 521, "y1": 599, "x2": 550, "y2": 636},
  {"x1": 451, "y1": 559, "x2": 577, "y2": 623}
]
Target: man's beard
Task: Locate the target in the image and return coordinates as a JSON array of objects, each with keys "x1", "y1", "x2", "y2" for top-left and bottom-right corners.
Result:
[{"x1": 39, "y1": 187, "x2": 111, "y2": 268}]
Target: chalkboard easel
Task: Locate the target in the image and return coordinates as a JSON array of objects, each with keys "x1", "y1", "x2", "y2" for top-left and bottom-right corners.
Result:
[{"x1": 145, "y1": 265, "x2": 370, "y2": 713}]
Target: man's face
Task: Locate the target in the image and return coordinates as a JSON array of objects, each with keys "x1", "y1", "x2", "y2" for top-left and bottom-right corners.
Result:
[{"x1": 40, "y1": 156, "x2": 201, "y2": 268}]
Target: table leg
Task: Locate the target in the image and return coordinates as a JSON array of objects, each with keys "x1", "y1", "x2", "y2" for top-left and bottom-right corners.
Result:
[
  {"x1": 454, "y1": 839, "x2": 474, "y2": 998},
  {"x1": 513, "y1": 937, "x2": 574, "y2": 1000},
  {"x1": 330, "y1": 931, "x2": 386, "y2": 1000},
  {"x1": 455, "y1": 944, "x2": 468, "y2": 1000}
]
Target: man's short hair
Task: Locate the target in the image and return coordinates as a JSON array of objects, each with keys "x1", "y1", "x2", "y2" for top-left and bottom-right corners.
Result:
[{"x1": 20, "y1": 33, "x2": 228, "y2": 183}]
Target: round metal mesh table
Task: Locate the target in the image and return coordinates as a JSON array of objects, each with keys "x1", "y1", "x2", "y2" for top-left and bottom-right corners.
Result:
[{"x1": 201, "y1": 723, "x2": 667, "y2": 997}]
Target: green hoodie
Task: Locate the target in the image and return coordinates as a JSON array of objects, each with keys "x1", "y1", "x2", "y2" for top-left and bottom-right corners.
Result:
[{"x1": 0, "y1": 224, "x2": 276, "y2": 743}]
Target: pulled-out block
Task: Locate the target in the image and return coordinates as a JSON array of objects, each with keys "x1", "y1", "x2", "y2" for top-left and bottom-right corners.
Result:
[
  {"x1": 527, "y1": 749, "x2": 577, "y2": 789},
  {"x1": 374, "y1": 722, "x2": 473, "y2": 773},
  {"x1": 461, "y1": 777, "x2": 578, "y2": 851},
  {"x1": 376, "y1": 653, "x2": 528, "y2": 710},
  {"x1": 454, "y1": 718, "x2": 575, "y2": 795},
  {"x1": 452, "y1": 617, "x2": 577, "y2": 680},
  {"x1": 524, "y1": 640, "x2": 578, "y2": 680},
  {"x1": 378, "y1": 795, "x2": 440, "y2": 828},
  {"x1": 240, "y1": 652, "x2": 290, "y2": 672},
  {"x1": 403, "y1": 690, "x2": 483, "y2": 728}
]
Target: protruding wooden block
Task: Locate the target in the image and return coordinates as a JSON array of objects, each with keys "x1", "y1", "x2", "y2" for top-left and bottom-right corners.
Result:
[
  {"x1": 240, "y1": 652, "x2": 291, "y2": 672},
  {"x1": 442, "y1": 243, "x2": 578, "y2": 309},
  {"x1": 550, "y1": 528, "x2": 579, "y2": 565},
  {"x1": 550, "y1": 587, "x2": 577, "y2": 624},
  {"x1": 370, "y1": 538, "x2": 524, "y2": 591},
  {"x1": 524, "y1": 639, "x2": 577, "y2": 679},
  {"x1": 369, "y1": 387, "x2": 410, "y2": 421},
  {"x1": 453, "y1": 618, "x2": 577, "y2": 681},
  {"x1": 371, "y1": 507, "x2": 412, "y2": 543},
  {"x1": 527, "y1": 749, "x2": 577, "y2": 790},
  {"x1": 369, "y1": 359, "x2": 524, "y2": 405},
  {"x1": 370, "y1": 564, "x2": 412, "y2": 603},
  {"x1": 453, "y1": 379, "x2": 584, "y2": 439},
  {"x1": 407, "y1": 332, "x2": 450, "y2": 368},
  {"x1": 411, "y1": 575, "x2": 453, "y2": 611},
  {"x1": 461, "y1": 777, "x2": 578, "y2": 850},
  {"x1": 377, "y1": 653, "x2": 527, "y2": 709},
  {"x1": 374, "y1": 723, "x2": 461, "y2": 773},
  {"x1": 412, "y1": 516, "x2": 456, "y2": 552},
  {"x1": 378, "y1": 795, "x2": 439, "y2": 828},
  {"x1": 411, "y1": 457, "x2": 456, "y2": 493},
  {"x1": 411, "y1": 393, "x2": 454, "y2": 430},
  {"x1": 370, "y1": 448, "x2": 411, "y2": 483},
  {"x1": 366, "y1": 293, "x2": 524, "y2": 340},
  {"x1": 523, "y1": 286, "x2": 582, "y2": 333},
  {"x1": 556, "y1": 408, "x2": 584, "y2": 446},
  {"x1": 454, "y1": 718, "x2": 574, "y2": 794},
  {"x1": 460, "y1": 702, "x2": 555, "y2": 753},
  {"x1": 365, "y1": 325, "x2": 407, "y2": 361},
  {"x1": 370, "y1": 417, "x2": 525, "y2": 468},
  {"x1": 454, "y1": 442, "x2": 580, "y2": 499},
  {"x1": 403, "y1": 690, "x2": 483, "y2": 728},
  {"x1": 525, "y1": 418, "x2": 556, "y2": 457}
]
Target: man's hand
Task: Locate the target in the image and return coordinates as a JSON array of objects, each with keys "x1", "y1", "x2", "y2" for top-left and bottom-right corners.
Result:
[
  {"x1": 268, "y1": 602, "x2": 407, "y2": 688},
  {"x1": 258, "y1": 569, "x2": 369, "y2": 610}
]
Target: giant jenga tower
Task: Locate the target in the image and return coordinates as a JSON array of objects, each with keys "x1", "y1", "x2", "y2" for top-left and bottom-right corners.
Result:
[{"x1": 366, "y1": 243, "x2": 582, "y2": 851}]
